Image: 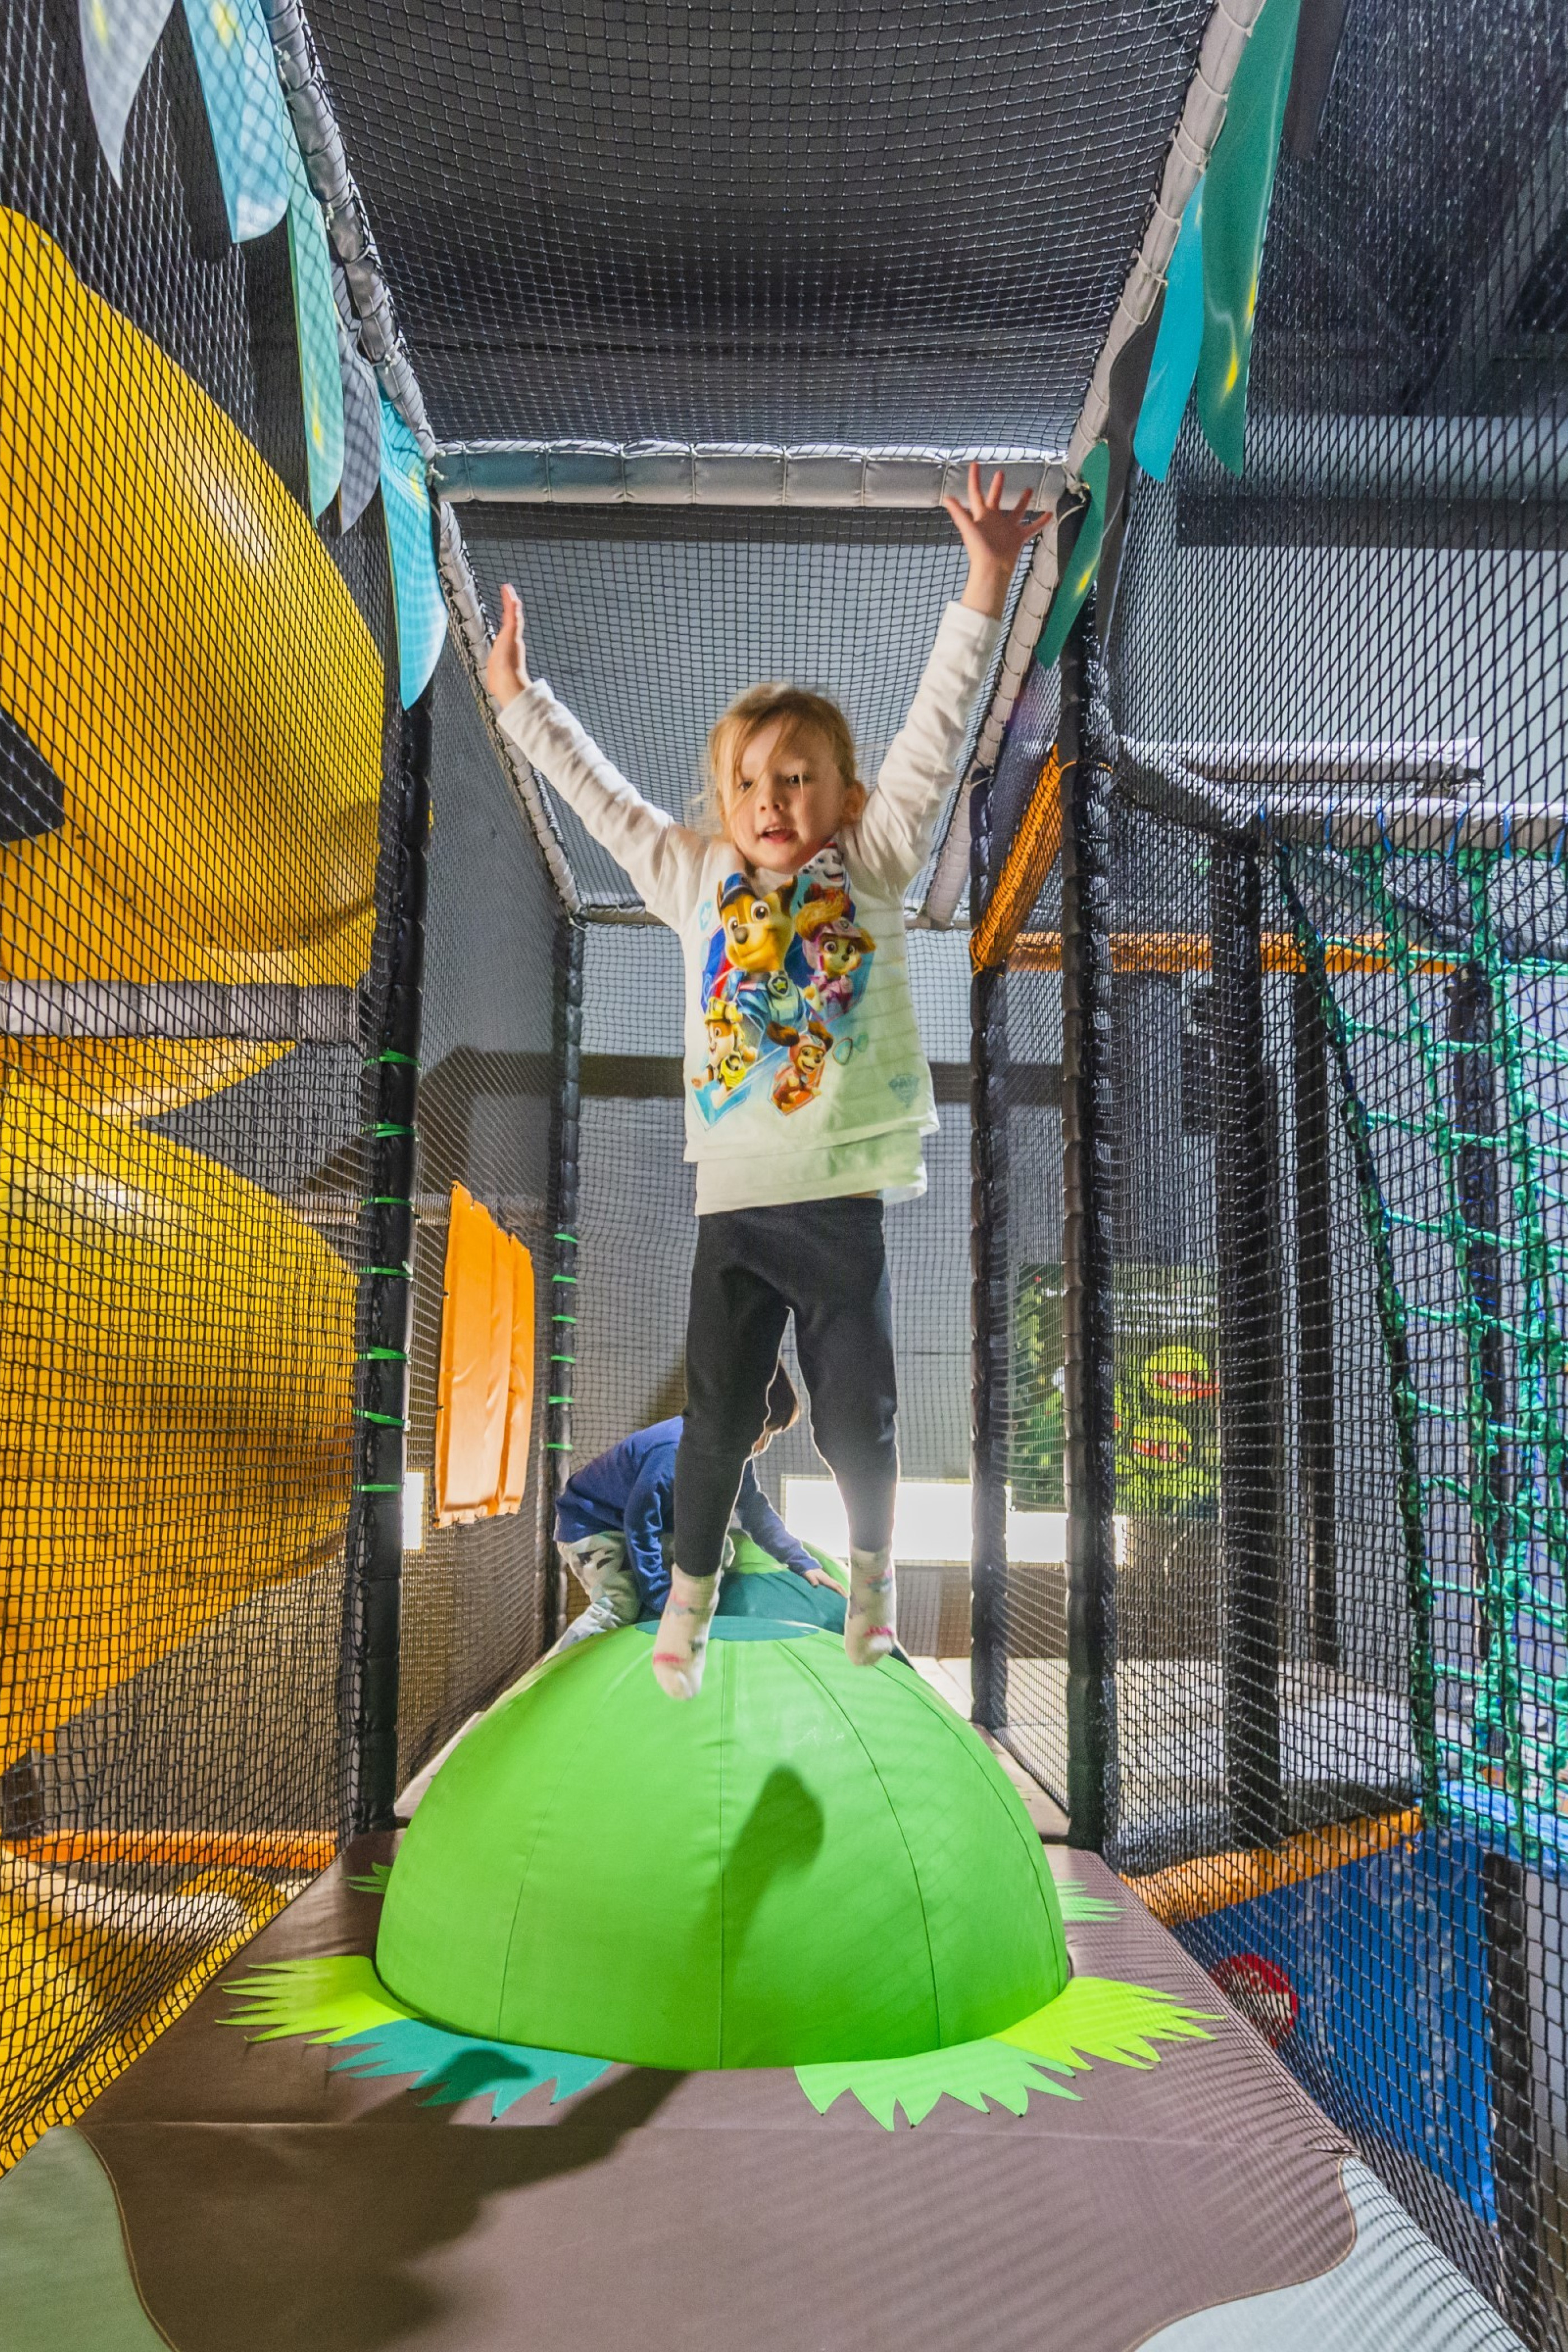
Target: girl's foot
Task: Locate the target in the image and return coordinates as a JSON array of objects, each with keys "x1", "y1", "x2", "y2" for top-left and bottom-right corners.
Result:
[
  {"x1": 846, "y1": 1547, "x2": 896, "y2": 1664},
  {"x1": 651, "y1": 1567, "x2": 720, "y2": 1700}
]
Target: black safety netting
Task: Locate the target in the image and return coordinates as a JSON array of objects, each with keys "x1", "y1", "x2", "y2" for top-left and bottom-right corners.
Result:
[
  {"x1": 396, "y1": 648, "x2": 564, "y2": 1787},
  {"x1": 16, "y1": 0, "x2": 1568, "y2": 2328},
  {"x1": 0, "y1": 0, "x2": 550, "y2": 2168},
  {"x1": 304, "y1": 0, "x2": 1210, "y2": 449},
  {"x1": 975, "y1": 0, "x2": 1568, "y2": 2335},
  {"x1": 461, "y1": 507, "x2": 997, "y2": 912}
]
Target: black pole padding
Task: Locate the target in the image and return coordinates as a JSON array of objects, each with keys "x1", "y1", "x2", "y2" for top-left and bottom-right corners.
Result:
[
  {"x1": 1449, "y1": 967, "x2": 1545, "y2": 2336},
  {"x1": 1059, "y1": 598, "x2": 1118, "y2": 1854},
  {"x1": 968, "y1": 748, "x2": 1009, "y2": 1731},
  {"x1": 1212, "y1": 843, "x2": 1284, "y2": 1850},
  {"x1": 970, "y1": 951, "x2": 1010, "y2": 1733},
  {"x1": 1291, "y1": 968, "x2": 1337, "y2": 1669},
  {"x1": 543, "y1": 914, "x2": 586, "y2": 1652},
  {"x1": 1483, "y1": 1849, "x2": 1549, "y2": 2345},
  {"x1": 1448, "y1": 964, "x2": 1509, "y2": 1644},
  {"x1": 341, "y1": 689, "x2": 432, "y2": 1838}
]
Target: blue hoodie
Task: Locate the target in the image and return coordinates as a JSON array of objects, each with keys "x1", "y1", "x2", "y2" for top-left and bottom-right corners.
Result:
[{"x1": 554, "y1": 1417, "x2": 820, "y2": 1610}]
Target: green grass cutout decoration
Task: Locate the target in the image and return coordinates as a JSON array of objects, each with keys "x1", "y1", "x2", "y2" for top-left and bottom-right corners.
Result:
[
  {"x1": 1053, "y1": 1879, "x2": 1122, "y2": 1922},
  {"x1": 223, "y1": 1954, "x2": 407, "y2": 2045},
  {"x1": 997, "y1": 1976, "x2": 1220, "y2": 2072},
  {"x1": 220, "y1": 1955, "x2": 610, "y2": 2118},
  {"x1": 346, "y1": 1862, "x2": 394, "y2": 1896},
  {"x1": 796, "y1": 2036, "x2": 1081, "y2": 2128},
  {"x1": 797, "y1": 1976, "x2": 1219, "y2": 2129},
  {"x1": 221, "y1": 1957, "x2": 1216, "y2": 2132}
]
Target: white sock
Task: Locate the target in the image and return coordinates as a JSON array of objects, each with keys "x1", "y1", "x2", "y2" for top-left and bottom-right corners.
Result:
[
  {"x1": 651, "y1": 1567, "x2": 720, "y2": 1700},
  {"x1": 846, "y1": 1546, "x2": 896, "y2": 1665}
]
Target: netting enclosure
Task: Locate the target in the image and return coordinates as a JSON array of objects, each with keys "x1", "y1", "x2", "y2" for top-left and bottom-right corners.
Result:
[{"x1": 3, "y1": 0, "x2": 1568, "y2": 2344}]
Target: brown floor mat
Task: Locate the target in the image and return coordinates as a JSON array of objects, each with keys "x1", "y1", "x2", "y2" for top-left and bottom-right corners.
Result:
[{"x1": 65, "y1": 1841, "x2": 1356, "y2": 2351}]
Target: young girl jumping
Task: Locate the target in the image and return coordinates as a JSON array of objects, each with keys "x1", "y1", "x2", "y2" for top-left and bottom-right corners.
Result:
[{"x1": 486, "y1": 465, "x2": 1047, "y2": 1698}]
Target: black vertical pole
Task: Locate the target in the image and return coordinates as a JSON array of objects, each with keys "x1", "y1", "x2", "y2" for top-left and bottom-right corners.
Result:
[
  {"x1": 1060, "y1": 600, "x2": 1118, "y2": 1852},
  {"x1": 543, "y1": 916, "x2": 586, "y2": 1653},
  {"x1": 1450, "y1": 963, "x2": 1510, "y2": 1687},
  {"x1": 1292, "y1": 968, "x2": 1337, "y2": 1668},
  {"x1": 970, "y1": 894, "x2": 1010, "y2": 1734},
  {"x1": 1451, "y1": 962, "x2": 1544, "y2": 2336},
  {"x1": 970, "y1": 736, "x2": 1009, "y2": 1732},
  {"x1": 1214, "y1": 843, "x2": 1283, "y2": 1850},
  {"x1": 342, "y1": 690, "x2": 432, "y2": 1837},
  {"x1": 1483, "y1": 1849, "x2": 1546, "y2": 2342}
]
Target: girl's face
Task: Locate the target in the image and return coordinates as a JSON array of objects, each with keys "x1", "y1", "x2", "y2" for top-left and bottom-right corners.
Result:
[{"x1": 725, "y1": 717, "x2": 865, "y2": 872}]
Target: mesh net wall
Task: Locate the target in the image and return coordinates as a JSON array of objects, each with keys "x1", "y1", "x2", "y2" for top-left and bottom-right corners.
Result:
[
  {"x1": 302, "y1": 0, "x2": 1210, "y2": 448},
  {"x1": 982, "y1": 0, "x2": 1568, "y2": 2332},
  {"x1": 0, "y1": 0, "x2": 558, "y2": 2164},
  {"x1": 397, "y1": 649, "x2": 562, "y2": 1785},
  {"x1": 461, "y1": 508, "x2": 992, "y2": 911}
]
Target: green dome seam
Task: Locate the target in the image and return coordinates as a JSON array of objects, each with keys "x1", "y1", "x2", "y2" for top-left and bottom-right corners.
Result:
[
  {"x1": 491, "y1": 1641, "x2": 650, "y2": 2042},
  {"x1": 889, "y1": 1663, "x2": 1065, "y2": 1956},
  {"x1": 783, "y1": 1641, "x2": 944, "y2": 2048}
]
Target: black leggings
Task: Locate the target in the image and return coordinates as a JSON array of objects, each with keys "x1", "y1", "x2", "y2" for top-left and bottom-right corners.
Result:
[{"x1": 673, "y1": 1197, "x2": 898, "y2": 1582}]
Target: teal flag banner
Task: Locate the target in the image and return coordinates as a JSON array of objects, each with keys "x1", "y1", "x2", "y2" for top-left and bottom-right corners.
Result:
[
  {"x1": 181, "y1": 0, "x2": 291, "y2": 243},
  {"x1": 1133, "y1": 183, "x2": 1205, "y2": 483},
  {"x1": 380, "y1": 396, "x2": 446, "y2": 707},
  {"x1": 284, "y1": 135, "x2": 345, "y2": 518},
  {"x1": 1035, "y1": 441, "x2": 1110, "y2": 673},
  {"x1": 1195, "y1": 0, "x2": 1303, "y2": 475}
]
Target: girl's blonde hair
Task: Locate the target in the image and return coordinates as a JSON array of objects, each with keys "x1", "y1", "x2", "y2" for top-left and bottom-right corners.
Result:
[{"x1": 698, "y1": 683, "x2": 860, "y2": 837}]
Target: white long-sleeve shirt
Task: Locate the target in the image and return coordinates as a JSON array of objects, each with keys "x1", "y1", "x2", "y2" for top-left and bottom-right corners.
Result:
[{"x1": 497, "y1": 600, "x2": 1000, "y2": 1214}]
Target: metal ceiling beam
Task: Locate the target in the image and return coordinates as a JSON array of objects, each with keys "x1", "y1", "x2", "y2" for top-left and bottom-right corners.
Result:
[{"x1": 431, "y1": 442, "x2": 1063, "y2": 511}]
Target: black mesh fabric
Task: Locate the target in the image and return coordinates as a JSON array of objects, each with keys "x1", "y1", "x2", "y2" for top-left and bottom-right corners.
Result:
[
  {"x1": 0, "y1": 0, "x2": 376, "y2": 2157},
  {"x1": 304, "y1": 0, "x2": 1210, "y2": 447},
  {"x1": 461, "y1": 507, "x2": 997, "y2": 911},
  {"x1": 976, "y1": 0, "x2": 1568, "y2": 2335},
  {"x1": 0, "y1": 0, "x2": 559, "y2": 2168},
  {"x1": 397, "y1": 648, "x2": 562, "y2": 1786}
]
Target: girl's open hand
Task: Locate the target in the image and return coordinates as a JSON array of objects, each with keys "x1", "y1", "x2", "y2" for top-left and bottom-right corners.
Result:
[
  {"x1": 802, "y1": 1565, "x2": 843, "y2": 1590},
  {"x1": 485, "y1": 582, "x2": 531, "y2": 703},
  {"x1": 942, "y1": 461, "x2": 1054, "y2": 619}
]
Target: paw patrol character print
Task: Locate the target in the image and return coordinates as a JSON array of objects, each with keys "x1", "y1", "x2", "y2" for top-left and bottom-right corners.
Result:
[
  {"x1": 718, "y1": 875, "x2": 796, "y2": 977},
  {"x1": 692, "y1": 851, "x2": 875, "y2": 1126},
  {"x1": 804, "y1": 920, "x2": 874, "y2": 1019},
  {"x1": 772, "y1": 1020, "x2": 833, "y2": 1114},
  {"x1": 793, "y1": 876, "x2": 854, "y2": 948},
  {"x1": 696, "y1": 993, "x2": 759, "y2": 1093}
]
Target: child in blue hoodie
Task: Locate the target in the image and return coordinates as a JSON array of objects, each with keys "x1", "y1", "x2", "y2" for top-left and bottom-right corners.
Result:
[{"x1": 552, "y1": 1363, "x2": 836, "y2": 1650}]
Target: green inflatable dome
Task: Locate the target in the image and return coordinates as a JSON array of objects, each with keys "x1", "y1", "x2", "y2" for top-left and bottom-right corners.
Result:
[{"x1": 376, "y1": 1623, "x2": 1068, "y2": 2069}]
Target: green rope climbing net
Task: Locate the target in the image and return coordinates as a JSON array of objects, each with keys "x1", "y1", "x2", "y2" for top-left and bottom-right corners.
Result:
[{"x1": 1281, "y1": 836, "x2": 1568, "y2": 1858}]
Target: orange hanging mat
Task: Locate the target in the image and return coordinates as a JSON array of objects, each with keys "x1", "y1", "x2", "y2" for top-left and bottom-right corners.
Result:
[{"x1": 435, "y1": 1186, "x2": 533, "y2": 1527}]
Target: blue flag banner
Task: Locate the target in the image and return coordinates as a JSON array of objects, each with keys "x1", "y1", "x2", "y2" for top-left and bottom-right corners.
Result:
[
  {"x1": 181, "y1": 0, "x2": 292, "y2": 243},
  {"x1": 379, "y1": 395, "x2": 446, "y2": 707}
]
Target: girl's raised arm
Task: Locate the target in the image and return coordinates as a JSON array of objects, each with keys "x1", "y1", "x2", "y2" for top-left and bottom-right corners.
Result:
[
  {"x1": 853, "y1": 469, "x2": 1046, "y2": 892},
  {"x1": 488, "y1": 585, "x2": 700, "y2": 923}
]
